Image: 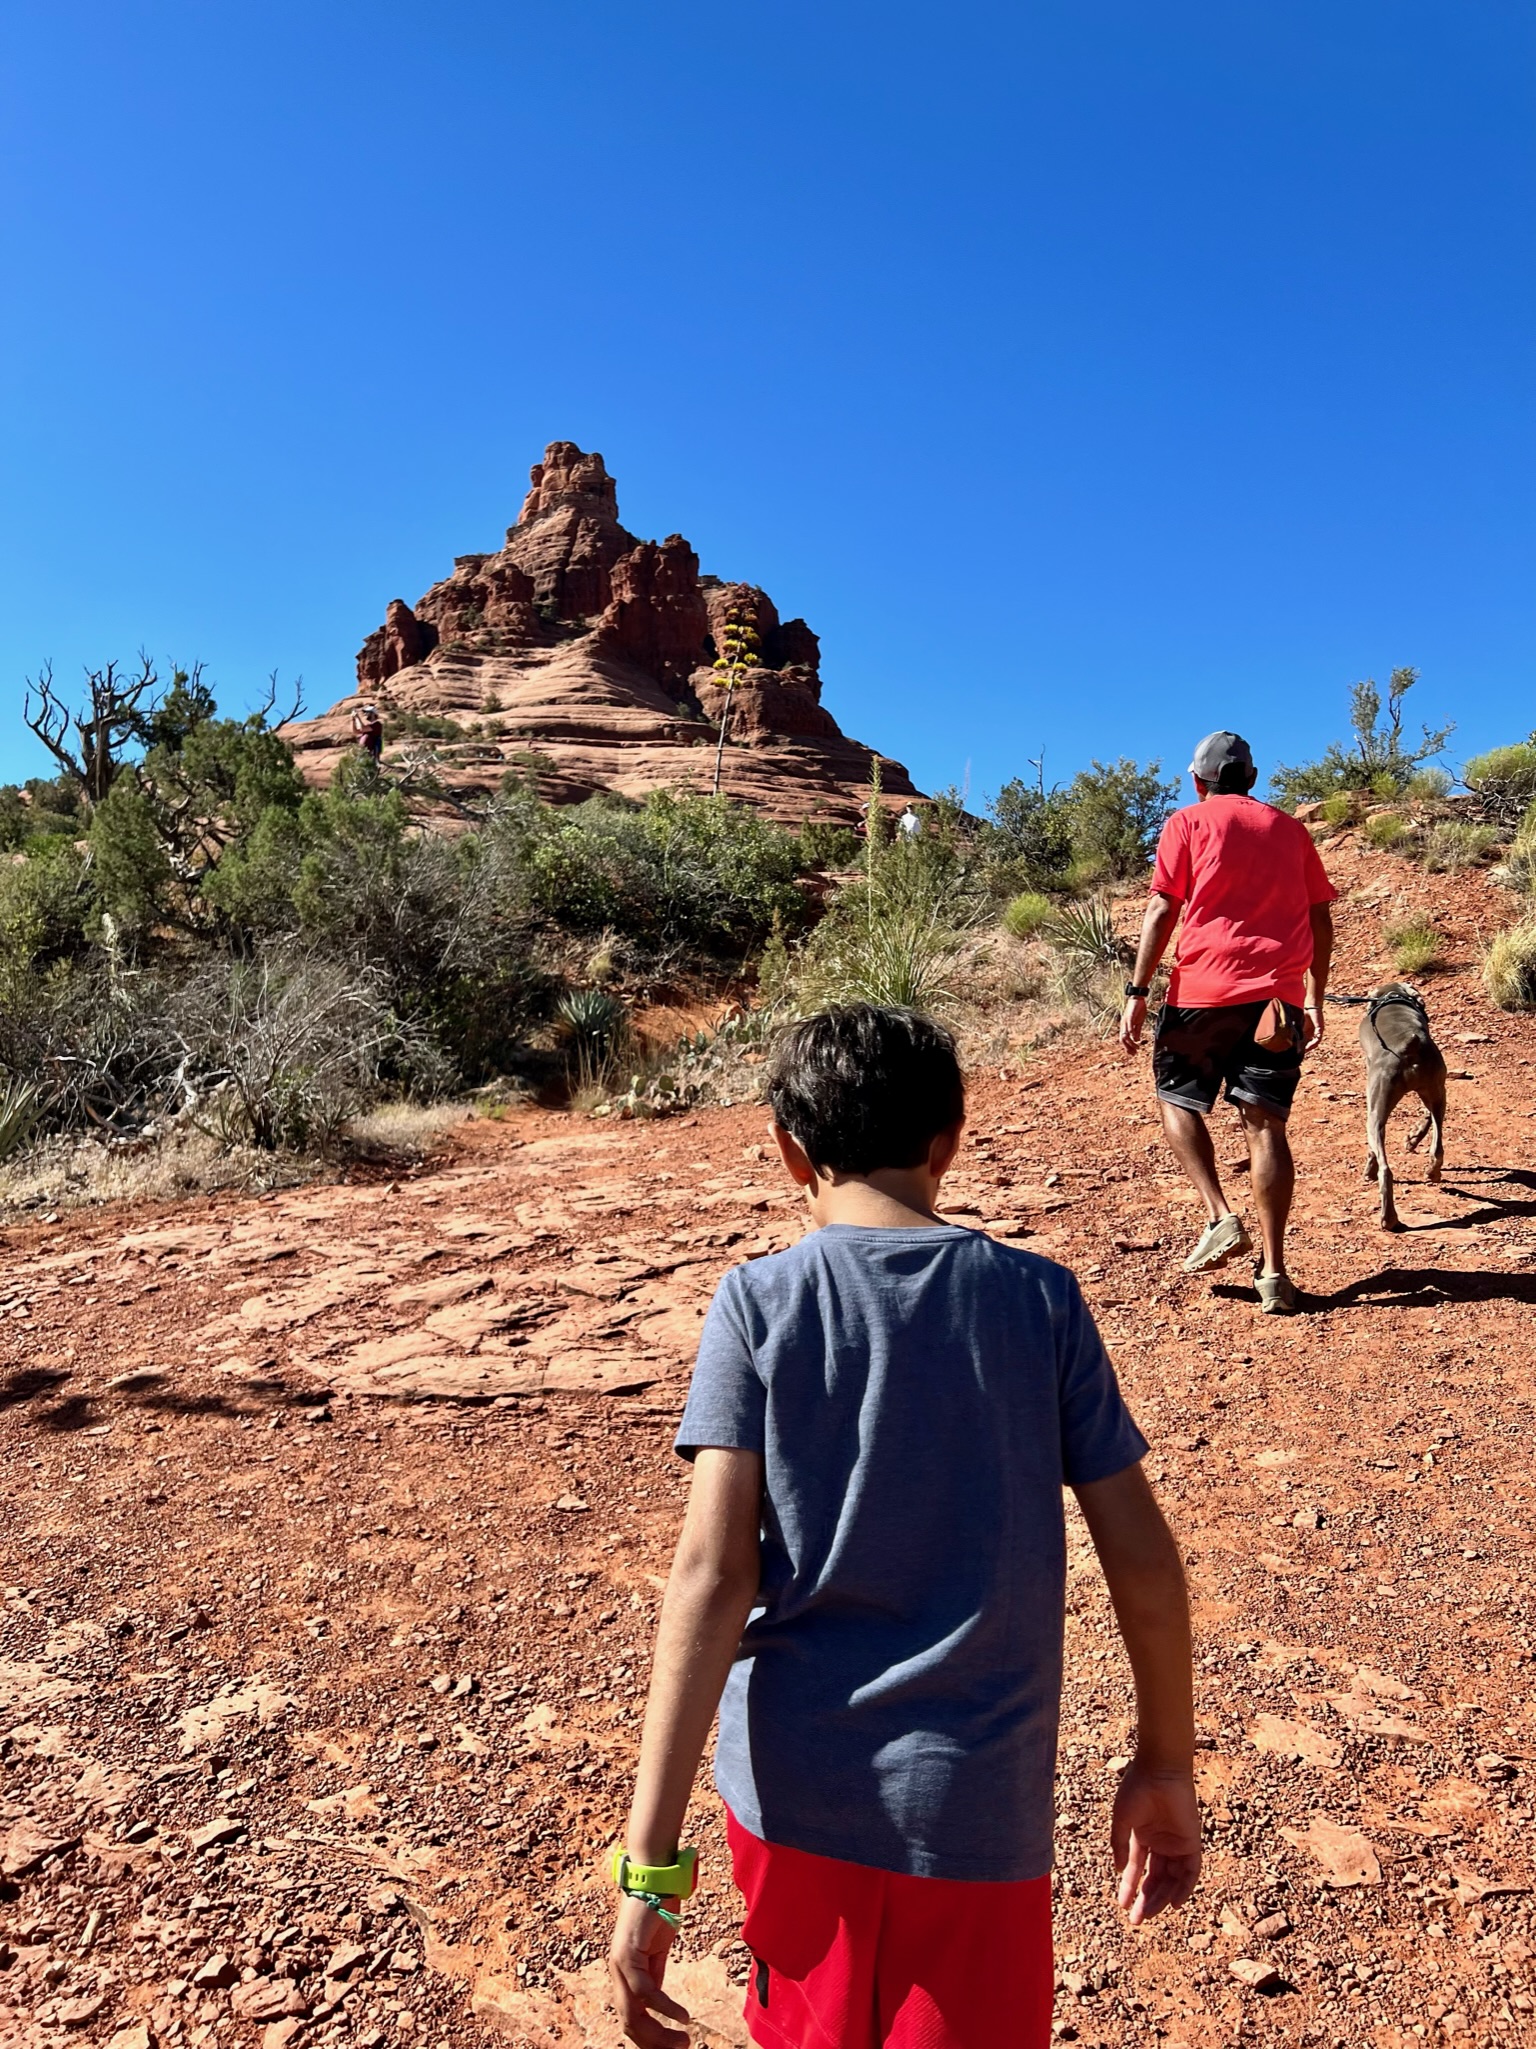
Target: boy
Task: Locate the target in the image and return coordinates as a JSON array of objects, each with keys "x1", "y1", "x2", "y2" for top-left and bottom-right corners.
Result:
[{"x1": 608, "y1": 1006, "x2": 1200, "y2": 2049}]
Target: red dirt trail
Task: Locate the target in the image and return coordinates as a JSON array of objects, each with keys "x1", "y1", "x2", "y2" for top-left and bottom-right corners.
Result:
[{"x1": 2, "y1": 838, "x2": 1534, "y2": 2049}]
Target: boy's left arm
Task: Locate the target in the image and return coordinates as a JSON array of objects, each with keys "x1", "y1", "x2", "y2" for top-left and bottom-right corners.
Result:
[
  {"x1": 1073, "y1": 1462, "x2": 1203, "y2": 1925},
  {"x1": 609, "y1": 1446, "x2": 763, "y2": 2049}
]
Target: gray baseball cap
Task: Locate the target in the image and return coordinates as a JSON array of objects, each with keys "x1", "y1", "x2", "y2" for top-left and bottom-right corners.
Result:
[{"x1": 1189, "y1": 730, "x2": 1254, "y2": 782}]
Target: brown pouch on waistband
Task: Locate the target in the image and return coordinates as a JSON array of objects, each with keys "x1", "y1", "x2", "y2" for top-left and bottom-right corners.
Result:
[{"x1": 1254, "y1": 998, "x2": 1293, "y2": 1053}]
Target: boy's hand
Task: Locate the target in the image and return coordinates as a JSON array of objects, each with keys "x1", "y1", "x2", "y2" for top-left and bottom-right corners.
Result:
[
  {"x1": 608, "y1": 1896, "x2": 690, "y2": 2049},
  {"x1": 1111, "y1": 1760, "x2": 1202, "y2": 1924}
]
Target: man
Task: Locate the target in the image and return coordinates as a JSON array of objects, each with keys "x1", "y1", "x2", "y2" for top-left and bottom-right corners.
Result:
[
  {"x1": 351, "y1": 702, "x2": 384, "y2": 760},
  {"x1": 1120, "y1": 732, "x2": 1336, "y2": 1314}
]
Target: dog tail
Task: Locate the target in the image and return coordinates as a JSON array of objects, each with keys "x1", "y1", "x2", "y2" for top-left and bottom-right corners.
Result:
[{"x1": 1324, "y1": 993, "x2": 1371, "y2": 1007}]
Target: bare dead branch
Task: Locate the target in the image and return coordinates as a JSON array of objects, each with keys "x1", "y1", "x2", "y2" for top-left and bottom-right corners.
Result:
[
  {"x1": 259, "y1": 670, "x2": 307, "y2": 731},
  {"x1": 22, "y1": 662, "x2": 89, "y2": 787}
]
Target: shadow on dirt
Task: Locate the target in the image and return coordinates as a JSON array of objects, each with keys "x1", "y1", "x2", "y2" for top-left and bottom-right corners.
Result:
[
  {"x1": 0, "y1": 1358, "x2": 316, "y2": 1429},
  {"x1": 1310, "y1": 1266, "x2": 1536, "y2": 1311},
  {"x1": 1210, "y1": 1261, "x2": 1536, "y2": 1315},
  {"x1": 35, "y1": 1392, "x2": 100, "y2": 1432},
  {"x1": 0, "y1": 1365, "x2": 72, "y2": 1409}
]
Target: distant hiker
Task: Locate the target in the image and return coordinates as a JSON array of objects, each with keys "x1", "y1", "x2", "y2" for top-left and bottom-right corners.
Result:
[
  {"x1": 897, "y1": 804, "x2": 923, "y2": 839},
  {"x1": 351, "y1": 702, "x2": 384, "y2": 760},
  {"x1": 1120, "y1": 731, "x2": 1336, "y2": 1314},
  {"x1": 609, "y1": 1004, "x2": 1200, "y2": 2049}
]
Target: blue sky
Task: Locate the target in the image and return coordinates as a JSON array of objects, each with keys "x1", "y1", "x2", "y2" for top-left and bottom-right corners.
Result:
[{"x1": 2, "y1": 1, "x2": 1532, "y2": 804}]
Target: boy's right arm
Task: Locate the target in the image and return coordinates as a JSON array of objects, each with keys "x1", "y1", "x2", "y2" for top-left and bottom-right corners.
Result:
[{"x1": 1073, "y1": 1462, "x2": 1202, "y2": 1924}]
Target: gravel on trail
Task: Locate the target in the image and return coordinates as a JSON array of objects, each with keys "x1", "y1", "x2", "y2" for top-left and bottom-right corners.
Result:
[{"x1": 1, "y1": 838, "x2": 1534, "y2": 2048}]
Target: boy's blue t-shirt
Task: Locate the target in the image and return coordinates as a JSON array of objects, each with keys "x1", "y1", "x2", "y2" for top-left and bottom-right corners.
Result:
[{"x1": 675, "y1": 1222, "x2": 1147, "y2": 1884}]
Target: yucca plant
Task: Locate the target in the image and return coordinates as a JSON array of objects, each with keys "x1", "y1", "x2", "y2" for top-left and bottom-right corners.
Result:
[
  {"x1": 1045, "y1": 898, "x2": 1125, "y2": 967},
  {"x1": 710, "y1": 606, "x2": 762, "y2": 798},
  {"x1": 1044, "y1": 898, "x2": 1130, "y2": 1033},
  {"x1": 556, "y1": 987, "x2": 629, "y2": 1095},
  {"x1": 0, "y1": 1077, "x2": 42, "y2": 1162}
]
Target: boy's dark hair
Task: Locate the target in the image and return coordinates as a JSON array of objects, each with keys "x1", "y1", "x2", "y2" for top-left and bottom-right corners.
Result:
[
  {"x1": 767, "y1": 1005, "x2": 965, "y2": 1174},
  {"x1": 1212, "y1": 762, "x2": 1259, "y2": 795}
]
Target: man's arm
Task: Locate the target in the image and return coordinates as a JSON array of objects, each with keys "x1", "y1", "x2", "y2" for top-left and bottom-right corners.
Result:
[
  {"x1": 609, "y1": 1448, "x2": 763, "y2": 2049},
  {"x1": 1303, "y1": 902, "x2": 1334, "y2": 1045},
  {"x1": 1119, "y1": 892, "x2": 1182, "y2": 1053},
  {"x1": 1073, "y1": 1463, "x2": 1202, "y2": 1923}
]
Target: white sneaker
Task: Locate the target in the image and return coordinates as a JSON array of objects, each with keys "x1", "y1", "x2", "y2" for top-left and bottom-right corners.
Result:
[{"x1": 1182, "y1": 1214, "x2": 1253, "y2": 1274}]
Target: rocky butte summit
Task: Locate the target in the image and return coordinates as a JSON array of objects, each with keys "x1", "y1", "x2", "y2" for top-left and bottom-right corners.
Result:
[{"x1": 283, "y1": 441, "x2": 917, "y2": 824}]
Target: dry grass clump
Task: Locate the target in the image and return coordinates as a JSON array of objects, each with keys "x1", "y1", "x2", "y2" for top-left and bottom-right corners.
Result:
[
  {"x1": 1422, "y1": 820, "x2": 1500, "y2": 872},
  {"x1": 1484, "y1": 922, "x2": 1536, "y2": 1011},
  {"x1": 0, "y1": 1127, "x2": 307, "y2": 1215},
  {"x1": 1363, "y1": 812, "x2": 1413, "y2": 853},
  {"x1": 343, "y1": 1100, "x2": 474, "y2": 1159},
  {"x1": 1383, "y1": 917, "x2": 1446, "y2": 975}
]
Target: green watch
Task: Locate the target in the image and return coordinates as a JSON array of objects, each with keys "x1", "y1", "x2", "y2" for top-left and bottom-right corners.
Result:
[{"x1": 612, "y1": 1846, "x2": 699, "y2": 1911}]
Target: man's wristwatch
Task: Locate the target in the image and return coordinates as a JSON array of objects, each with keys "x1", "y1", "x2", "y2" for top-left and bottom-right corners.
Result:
[{"x1": 1124, "y1": 982, "x2": 1151, "y2": 999}]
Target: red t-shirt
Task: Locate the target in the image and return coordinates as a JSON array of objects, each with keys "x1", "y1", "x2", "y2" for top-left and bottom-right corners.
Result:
[{"x1": 1151, "y1": 795, "x2": 1337, "y2": 1007}]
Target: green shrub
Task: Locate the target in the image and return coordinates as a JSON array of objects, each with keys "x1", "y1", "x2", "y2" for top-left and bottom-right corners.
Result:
[
  {"x1": 1271, "y1": 667, "x2": 1451, "y2": 805},
  {"x1": 798, "y1": 819, "x2": 863, "y2": 871},
  {"x1": 89, "y1": 778, "x2": 173, "y2": 934},
  {"x1": 982, "y1": 781, "x2": 1077, "y2": 892},
  {"x1": 794, "y1": 886, "x2": 967, "y2": 1013},
  {"x1": 1485, "y1": 921, "x2": 1536, "y2": 1010},
  {"x1": 1320, "y1": 792, "x2": 1358, "y2": 828},
  {"x1": 1493, "y1": 802, "x2": 1536, "y2": 893},
  {"x1": 383, "y1": 711, "x2": 468, "y2": 742},
  {"x1": 1404, "y1": 767, "x2": 1453, "y2": 801},
  {"x1": 1421, "y1": 820, "x2": 1499, "y2": 872},
  {"x1": 1383, "y1": 917, "x2": 1445, "y2": 974},
  {"x1": 1063, "y1": 758, "x2": 1179, "y2": 879},
  {"x1": 793, "y1": 826, "x2": 982, "y2": 1015},
  {"x1": 501, "y1": 790, "x2": 804, "y2": 953},
  {"x1": 1493, "y1": 843, "x2": 1536, "y2": 895},
  {"x1": 0, "y1": 776, "x2": 83, "y2": 852},
  {"x1": 171, "y1": 951, "x2": 422, "y2": 1150},
  {"x1": 0, "y1": 842, "x2": 91, "y2": 966},
  {"x1": 1002, "y1": 891, "x2": 1054, "y2": 938},
  {"x1": 1463, "y1": 740, "x2": 1536, "y2": 827},
  {"x1": 1363, "y1": 812, "x2": 1412, "y2": 852}
]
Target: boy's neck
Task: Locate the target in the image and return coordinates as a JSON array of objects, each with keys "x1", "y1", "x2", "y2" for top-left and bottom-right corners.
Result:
[{"x1": 803, "y1": 1169, "x2": 949, "y2": 1231}]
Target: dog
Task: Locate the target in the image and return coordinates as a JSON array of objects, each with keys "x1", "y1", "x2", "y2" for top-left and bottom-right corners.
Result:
[{"x1": 1357, "y1": 982, "x2": 1447, "y2": 1230}]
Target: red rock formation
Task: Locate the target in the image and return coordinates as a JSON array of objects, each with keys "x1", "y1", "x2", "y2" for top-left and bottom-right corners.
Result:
[
  {"x1": 291, "y1": 441, "x2": 918, "y2": 826},
  {"x1": 518, "y1": 441, "x2": 620, "y2": 525},
  {"x1": 702, "y1": 580, "x2": 822, "y2": 678},
  {"x1": 502, "y1": 443, "x2": 636, "y2": 620},
  {"x1": 597, "y1": 536, "x2": 710, "y2": 693},
  {"x1": 415, "y1": 554, "x2": 538, "y2": 648},
  {"x1": 357, "y1": 598, "x2": 438, "y2": 690}
]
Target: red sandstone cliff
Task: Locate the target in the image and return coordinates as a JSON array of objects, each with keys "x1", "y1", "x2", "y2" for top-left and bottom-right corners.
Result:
[{"x1": 284, "y1": 442, "x2": 916, "y2": 824}]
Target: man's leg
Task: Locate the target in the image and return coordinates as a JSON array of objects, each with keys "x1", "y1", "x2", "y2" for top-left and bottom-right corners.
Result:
[
  {"x1": 1239, "y1": 1103, "x2": 1295, "y2": 1277},
  {"x1": 1158, "y1": 1102, "x2": 1231, "y2": 1225}
]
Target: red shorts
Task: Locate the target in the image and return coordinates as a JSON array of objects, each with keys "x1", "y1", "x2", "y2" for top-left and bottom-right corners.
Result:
[{"x1": 727, "y1": 1813, "x2": 1053, "y2": 2049}]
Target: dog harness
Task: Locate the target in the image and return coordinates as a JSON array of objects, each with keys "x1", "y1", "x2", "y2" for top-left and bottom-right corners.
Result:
[{"x1": 1367, "y1": 987, "x2": 1429, "y2": 1047}]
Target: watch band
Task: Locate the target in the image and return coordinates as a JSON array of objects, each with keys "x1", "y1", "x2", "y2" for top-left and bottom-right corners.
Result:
[
  {"x1": 612, "y1": 1847, "x2": 699, "y2": 1901},
  {"x1": 1124, "y1": 982, "x2": 1151, "y2": 999}
]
